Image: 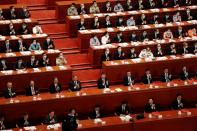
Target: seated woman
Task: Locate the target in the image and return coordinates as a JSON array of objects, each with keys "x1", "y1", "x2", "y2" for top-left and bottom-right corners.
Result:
[{"x1": 56, "y1": 53, "x2": 67, "y2": 66}]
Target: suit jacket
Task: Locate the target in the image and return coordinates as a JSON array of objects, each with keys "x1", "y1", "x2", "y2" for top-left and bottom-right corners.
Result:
[
  {"x1": 18, "y1": 26, "x2": 29, "y2": 35},
  {"x1": 116, "y1": 20, "x2": 124, "y2": 27},
  {"x1": 116, "y1": 105, "x2": 131, "y2": 115},
  {"x1": 49, "y1": 83, "x2": 62, "y2": 93},
  {"x1": 90, "y1": 110, "x2": 102, "y2": 119},
  {"x1": 77, "y1": 23, "x2": 86, "y2": 30},
  {"x1": 39, "y1": 59, "x2": 49, "y2": 67},
  {"x1": 0, "y1": 62, "x2": 8, "y2": 71},
  {"x1": 128, "y1": 52, "x2": 137, "y2": 59},
  {"x1": 43, "y1": 40, "x2": 55, "y2": 50},
  {"x1": 62, "y1": 114, "x2": 78, "y2": 131},
  {"x1": 142, "y1": 74, "x2": 153, "y2": 84},
  {"x1": 18, "y1": 118, "x2": 30, "y2": 127},
  {"x1": 27, "y1": 60, "x2": 38, "y2": 68},
  {"x1": 1, "y1": 43, "x2": 12, "y2": 53},
  {"x1": 114, "y1": 51, "x2": 125, "y2": 60},
  {"x1": 44, "y1": 115, "x2": 57, "y2": 125},
  {"x1": 97, "y1": 78, "x2": 110, "y2": 89},
  {"x1": 14, "y1": 62, "x2": 26, "y2": 70},
  {"x1": 16, "y1": 41, "x2": 27, "y2": 52},
  {"x1": 113, "y1": 35, "x2": 123, "y2": 43},
  {"x1": 123, "y1": 76, "x2": 134, "y2": 86},
  {"x1": 20, "y1": 10, "x2": 30, "y2": 19},
  {"x1": 180, "y1": 71, "x2": 189, "y2": 80},
  {"x1": 4, "y1": 88, "x2": 16, "y2": 98},
  {"x1": 161, "y1": 73, "x2": 172, "y2": 82},
  {"x1": 69, "y1": 80, "x2": 82, "y2": 92},
  {"x1": 26, "y1": 86, "x2": 39, "y2": 96},
  {"x1": 172, "y1": 99, "x2": 185, "y2": 110},
  {"x1": 144, "y1": 103, "x2": 158, "y2": 113},
  {"x1": 101, "y1": 53, "x2": 111, "y2": 62}
]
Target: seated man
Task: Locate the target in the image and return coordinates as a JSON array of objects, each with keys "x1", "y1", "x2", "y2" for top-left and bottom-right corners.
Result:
[
  {"x1": 155, "y1": 44, "x2": 163, "y2": 57},
  {"x1": 77, "y1": 18, "x2": 86, "y2": 30},
  {"x1": 116, "y1": 101, "x2": 131, "y2": 116},
  {"x1": 154, "y1": 29, "x2": 161, "y2": 40},
  {"x1": 163, "y1": 29, "x2": 174, "y2": 39},
  {"x1": 123, "y1": 72, "x2": 134, "y2": 86},
  {"x1": 20, "y1": 6, "x2": 30, "y2": 19},
  {"x1": 194, "y1": 43, "x2": 197, "y2": 54},
  {"x1": 67, "y1": 3, "x2": 78, "y2": 16},
  {"x1": 14, "y1": 58, "x2": 26, "y2": 70},
  {"x1": 144, "y1": 98, "x2": 158, "y2": 113},
  {"x1": 43, "y1": 37, "x2": 55, "y2": 50},
  {"x1": 4, "y1": 82, "x2": 16, "y2": 98},
  {"x1": 29, "y1": 39, "x2": 42, "y2": 51},
  {"x1": 90, "y1": 34, "x2": 101, "y2": 46},
  {"x1": 32, "y1": 24, "x2": 43, "y2": 34},
  {"x1": 69, "y1": 75, "x2": 82, "y2": 92},
  {"x1": 89, "y1": 105, "x2": 103, "y2": 119},
  {"x1": 182, "y1": 42, "x2": 189, "y2": 54},
  {"x1": 140, "y1": 31, "x2": 149, "y2": 41},
  {"x1": 125, "y1": 0, "x2": 133, "y2": 10},
  {"x1": 0, "y1": 59, "x2": 8, "y2": 71},
  {"x1": 16, "y1": 38, "x2": 26, "y2": 52},
  {"x1": 186, "y1": 7, "x2": 193, "y2": 20},
  {"x1": 104, "y1": 1, "x2": 112, "y2": 12},
  {"x1": 113, "y1": 32, "x2": 123, "y2": 43},
  {"x1": 114, "y1": 46, "x2": 125, "y2": 60},
  {"x1": 78, "y1": 4, "x2": 86, "y2": 15},
  {"x1": 19, "y1": 22, "x2": 29, "y2": 35},
  {"x1": 0, "y1": 8, "x2": 5, "y2": 20},
  {"x1": 97, "y1": 73, "x2": 110, "y2": 89},
  {"x1": 9, "y1": 6, "x2": 16, "y2": 19},
  {"x1": 101, "y1": 32, "x2": 110, "y2": 45},
  {"x1": 173, "y1": 12, "x2": 182, "y2": 22},
  {"x1": 128, "y1": 47, "x2": 137, "y2": 59},
  {"x1": 101, "y1": 48, "x2": 111, "y2": 62},
  {"x1": 139, "y1": 47, "x2": 154, "y2": 59},
  {"x1": 92, "y1": 16, "x2": 100, "y2": 29},
  {"x1": 89, "y1": 1, "x2": 100, "y2": 14},
  {"x1": 9, "y1": 22, "x2": 16, "y2": 36},
  {"x1": 142, "y1": 69, "x2": 153, "y2": 84},
  {"x1": 172, "y1": 94, "x2": 185, "y2": 110},
  {"x1": 3, "y1": 39, "x2": 12, "y2": 53},
  {"x1": 49, "y1": 77, "x2": 62, "y2": 93},
  {"x1": 39, "y1": 54, "x2": 50, "y2": 67},
  {"x1": 140, "y1": 14, "x2": 147, "y2": 25},
  {"x1": 180, "y1": 66, "x2": 189, "y2": 80},
  {"x1": 62, "y1": 108, "x2": 78, "y2": 131},
  {"x1": 44, "y1": 111, "x2": 58, "y2": 125},
  {"x1": 129, "y1": 32, "x2": 137, "y2": 42},
  {"x1": 161, "y1": 68, "x2": 172, "y2": 82},
  {"x1": 26, "y1": 80, "x2": 39, "y2": 96},
  {"x1": 0, "y1": 115, "x2": 6, "y2": 130},
  {"x1": 138, "y1": 0, "x2": 144, "y2": 9},
  {"x1": 27, "y1": 55, "x2": 39, "y2": 68},
  {"x1": 168, "y1": 43, "x2": 177, "y2": 55},
  {"x1": 56, "y1": 53, "x2": 67, "y2": 66},
  {"x1": 116, "y1": 17, "x2": 124, "y2": 27},
  {"x1": 104, "y1": 15, "x2": 112, "y2": 28},
  {"x1": 126, "y1": 16, "x2": 135, "y2": 26},
  {"x1": 113, "y1": 0, "x2": 124, "y2": 12},
  {"x1": 17, "y1": 113, "x2": 31, "y2": 128},
  {"x1": 177, "y1": 26, "x2": 184, "y2": 38}
]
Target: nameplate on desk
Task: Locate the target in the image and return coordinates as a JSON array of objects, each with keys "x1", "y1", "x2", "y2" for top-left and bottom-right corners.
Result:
[
  {"x1": 163, "y1": 8, "x2": 170, "y2": 12},
  {"x1": 24, "y1": 18, "x2": 32, "y2": 23},
  {"x1": 24, "y1": 126, "x2": 37, "y2": 130},
  {"x1": 106, "y1": 28, "x2": 114, "y2": 32},
  {"x1": 70, "y1": 15, "x2": 80, "y2": 19},
  {"x1": 34, "y1": 50, "x2": 44, "y2": 55},
  {"x1": 166, "y1": 23, "x2": 173, "y2": 26},
  {"x1": 91, "y1": 29, "x2": 102, "y2": 33},
  {"x1": 118, "y1": 43, "x2": 129, "y2": 47},
  {"x1": 35, "y1": 33, "x2": 47, "y2": 37},
  {"x1": 79, "y1": 30, "x2": 91, "y2": 34},
  {"x1": 183, "y1": 54, "x2": 195, "y2": 58},
  {"x1": 59, "y1": 66, "x2": 66, "y2": 70},
  {"x1": 140, "y1": 10, "x2": 149, "y2": 13},
  {"x1": 10, "y1": 35, "x2": 18, "y2": 40},
  {"x1": 5, "y1": 53, "x2": 16, "y2": 57},
  {"x1": 20, "y1": 51, "x2": 31, "y2": 56},
  {"x1": 115, "y1": 88, "x2": 123, "y2": 92},
  {"x1": 156, "y1": 56, "x2": 168, "y2": 61},
  {"x1": 11, "y1": 19, "x2": 22, "y2": 23},
  {"x1": 22, "y1": 34, "x2": 32, "y2": 38},
  {"x1": 116, "y1": 12, "x2": 126, "y2": 15},
  {"x1": 17, "y1": 70, "x2": 27, "y2": 74},
  {"x1": 1, "y1": 70, "x2": 13, "y2": 75},
  {"x1": 132, "y1": 58, "x2": 141, "y2": 63},
  {"x1": 33, "y1": 68, "x2": 41, "y2": 72},
  {"x1": 47, "y1": 123, "x2": 61, "y2": 129},
  {"x1": 93, "y1": 13, "x2": 103, "y2": 17},
  {"x1": 46, "y1": 66, "x2": 53, "y2": 71},
  {"x1": 0, "y1": 36, "x2": 6, "y2": 40},
  {"x1": 150, "y1": 8, "x2": 160, "y2": 12},
  {"x1": 128, "y1": 11, "x2": 138, "y2": 15}
]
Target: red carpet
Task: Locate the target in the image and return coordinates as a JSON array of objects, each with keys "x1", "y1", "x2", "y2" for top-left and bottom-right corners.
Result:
[
  {"x1": 65, "y1": 53, "x2": 90, "y2": 65},
  {"x1": 30, "y1": 10, "x2": 56, "y2": 20},
  {"x1": 41, "y1": 24, "x2": 67, "y2": 34},
  {"x1": 54, "y1": 38, "x2": 79, "y2": 50},
  {"x1": 17, "y1": 0, "x2": 47, "y2": 5}
]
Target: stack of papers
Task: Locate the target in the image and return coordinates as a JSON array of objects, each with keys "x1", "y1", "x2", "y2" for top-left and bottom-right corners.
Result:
[
  {"x1": 24, "y1": 126, "x2": 37, "y2": 130},
  {"x1": 20, "y1": 51, "x2": 31, "y2": 56},
  {"x1": 22, "y1": 34, "x2": 32, "y2": 38},
  {"x1": 1, "y1": 70, "x2": 13, "y2": 75},
  {"x1": 33, "y1": 68, "x2": 41, "y2": 72},
  {"x1": 132, "y1": 58, "x2": 141, "y2": 63},
  {"x1": 70, "y1": 15, "x2": 80, "y2": 19},
  {"x1": 47, "y1": 123, "x2": 61, "y2": 130},
  {"x1": 24, "y1": 18, "x2": 32, "y2": 22},
  {"x1": 59, "y1": 66, "x2": 66, "y2": 70},
  {"x1": 5, "y1": 53, "x2": 16, "y2": 57},
  {"x1": 118, "y1": 42, "x2": 129, "y2": 47},
  {"x1": 115, "y1": 88, "x2": 122, "y2": 92},
  {"x1": 34, "y1": 50, "x2": 44, "y2": 55},
  {"x1": 46, "y1": 66, "x2": 53, "y2": 71}
]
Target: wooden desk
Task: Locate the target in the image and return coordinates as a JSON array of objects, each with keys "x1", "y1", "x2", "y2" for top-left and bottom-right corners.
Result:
[
  {"x1": 0, "y1": 50, "x2": 61, "y2": 68},
  {"x1": 88, "y1": 36, "x2": 197, "y2": 67},
  {"x1": 1, "y1": 80, "x2": 196, "y2": 128},
  {"x1": 0, "y1": 19, "x2": 38, "y2": 35},
  {"x1": 66, "y1": 5, "x2": 197, "y2": 37},
  {"x1": 77, "y1": 20, "x2": 197, "y2": 52},
  {"x1": 102, "y1": 54, "x2": 197, "y2": 84},
  {"x1": 0, "y1": 65, "x2": 72, "y2": 94}
]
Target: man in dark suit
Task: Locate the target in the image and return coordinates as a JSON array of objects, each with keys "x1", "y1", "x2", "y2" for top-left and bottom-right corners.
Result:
[
  {"x1": 89, "y1": 105, "x2": 103, "y2": 119},
  {"x1": 14, "y1": 58, "x2": 26, "y2": 70},
  {"x1": 39, "y1": 54, "x2": 50, "y2": 67},
  {"x1": 113, "y1": 32, "x2": 123, "y2": 43},
  {"x1": 17, "y1": 113, "x2": 31, "y2": 128},
  {"x1": 0, "y1": 115, "x2": 6, "y2": 130},
  {"x1": 27, "y1": 55, "x2": 39, "y2": 68},
  {"x1": 161, "y1": 68, "x2": 172, "y2": 82},
  {"x1": 2, "y1": 39, "x2": 12, "y2": 53},
  {"x1": 19, "y1": 22, "x2": 29, "y2": 35},
  {"x1": 9, "y1": 6, "x2": 16, "y2": 19},
  {"x1": 4, "y1": 82, "x2": 16, "y2": 98},
  {"x1": 62, "y1": 108, "x2": 78, "y2": 131},
  {"x1": 144, "y1": 98, "x2": 158, "y2": 113},
  {"x1": 116, "y1": 101, "x2": 131, "y2": 116},
  {"x1": 172, "y1": 94, "x2": 185, "y2": 110},
  {"x1": 180, "y1": 66, "x2": 189, "y2": 80},
  {"x1": 129, "y1": 32, "x2": 137, "y2": 42},
  {"x1": 123, "y1": 72, "x2": 134, "y2": 86},
  {"x1": 142, "y1": 69, "x2": 153, "y2": 84},
  {"x1": 77, "y1": 18, "x2": 86, "y2": 30},
  {"x1": 97, "y1": 73, "x2": 110, "y2": 89},
  {"x1": 101, "y1": 48, "x2": 111, "y2": 62},
  {"x1": 43, "y1": 37, "x2": 55, "y2": 50},
  {"x1": 26, "y1": 80, "x2": 39, "y2": 96},
  {"x1": 69, "y1": 75, "x2": 82, "y2": 92},
  {"x1": 114, "y1": 46, "x2": 125, "y2": 60},
  {"x1": 44, "y1": 111, "x2": 58, "y2": 125},
  {"x1": 116, "y1": 17, "x2": 124, "y2": 27},
  {"x1": 49, "y1": 77, "x2": 62, "y2": 93},
  {"x1": 128, "y1": 48, "x2": 137, "y2": 59},
  {"x1": 16, "y1": 38, "x2": 26, "y2": 52},
  {"x1": 20, "y1": 6, "x2": 30, "y2": 19},
  {"x1": 0, "y1": 59, "x2": 8, "y2": 71}
]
